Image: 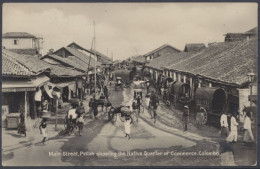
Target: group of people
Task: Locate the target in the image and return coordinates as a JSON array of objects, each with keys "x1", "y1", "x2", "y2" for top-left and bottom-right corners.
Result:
[{"x1": 220, "y1": 111, "x2": 255, "y2": 144}]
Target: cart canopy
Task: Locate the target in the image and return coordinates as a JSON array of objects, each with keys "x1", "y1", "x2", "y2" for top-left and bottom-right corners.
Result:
[{"x1": 195, "y1": 87, "x2": 227, "y2": 115}]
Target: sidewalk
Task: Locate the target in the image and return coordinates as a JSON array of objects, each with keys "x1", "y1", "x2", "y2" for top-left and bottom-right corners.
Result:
[{"x1": 2, "y1": 118, "x2": 64, "y2": 152}]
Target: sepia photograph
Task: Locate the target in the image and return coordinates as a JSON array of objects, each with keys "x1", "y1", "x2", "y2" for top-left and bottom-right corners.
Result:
[{"x1": 1, "y1": 2, "x2": 258, "y2": 167}]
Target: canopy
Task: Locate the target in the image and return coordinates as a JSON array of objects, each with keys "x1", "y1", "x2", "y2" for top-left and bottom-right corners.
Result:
[
  {"x1": 2, "y1": 74, "x2": 49, "y2": 92},
  {"x1": 195, "y1": 87, "x2": 221, "y2": 102}
]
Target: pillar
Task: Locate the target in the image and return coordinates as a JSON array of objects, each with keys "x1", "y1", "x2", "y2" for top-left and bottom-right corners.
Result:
[
  {"x1": 173, "y1": 72, "x2": 176, "y2": 81},
  {"x1": 178, "y1": 73, "x2": 181, "y2": 82},
  {"x1": 183, "y1": 75, "x2": 186, "y2": 83},
  {"x1": 209, "y1": 82, "x2": 212, "y2": 87}
]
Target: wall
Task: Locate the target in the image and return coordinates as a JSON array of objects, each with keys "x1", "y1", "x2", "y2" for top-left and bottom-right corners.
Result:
[{"x1": 3, "y1": 38, "x2": 33, "y2": 49}]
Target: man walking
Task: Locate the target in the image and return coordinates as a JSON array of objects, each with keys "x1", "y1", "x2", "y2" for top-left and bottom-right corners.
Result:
[{"x1": 182, "y1": 105, "x2": 189, "y2": 131}]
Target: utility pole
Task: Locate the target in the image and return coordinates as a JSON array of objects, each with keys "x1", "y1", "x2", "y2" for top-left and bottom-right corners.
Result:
[{"x1": 94, "y1": 21, "x2": 97, "y2": 99}]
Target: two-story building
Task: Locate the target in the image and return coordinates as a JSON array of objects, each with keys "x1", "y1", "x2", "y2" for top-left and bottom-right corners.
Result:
[
  {"x1": 2, "y1": 32, "x2": 43, "y2": 56},
  {"x1": 143, "y1": 44, "x2": 181, "y2": 63}
]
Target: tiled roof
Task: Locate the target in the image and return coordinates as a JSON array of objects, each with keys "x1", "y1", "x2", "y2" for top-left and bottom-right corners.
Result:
[
  {"x1": 64, "y1": 47, "x2": 100, "y2": 67},
  {"x1": 2, "y1": 49, "x2": 50, "y2": 77},
  {"x1": 2, "y1": 32, "x2": 36, "y2": 38},
  {"x1": 49, "y1": 65, "x2": 86, "y2": 77},
  {"x1": 184, "y1": 43, "x2": 205, "y2": 52},
  {"x1": 166, "y1": 39, "x2": 257, "y2": 86},
  {"x1": 144, "y1": 44, "x2": 181, "y2": 56},
  {"x1": 147, "y1": 52, "x2": 196, "y2": 70},
  {"x1": 8, "y1": 48, "x2": 39, "y2": 56},
  {"x1": 41, "y1": 54, "x2": 87, "y2": 72},
  {"x1": 2, "y1": 54, "x2": 31, "y2": 77},
  {"x1": 67, "y1": 42, "x2": 112, "y2": 64}
]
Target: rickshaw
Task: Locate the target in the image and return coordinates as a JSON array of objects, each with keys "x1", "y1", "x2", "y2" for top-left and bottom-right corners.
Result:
[
  {"x1": 115, "y1": 77, "x2": 124, "y2": 90},
  {"x1": 64, "y1": 99, "x2": 84, "y2": 135},
  {"x1": 113, "y1": 69, "x2": 133, "y2": 89},
  {"x1": 133, "y1": 89, "x2": 144, "y2": 115},
  {"x1": 108, "y1": 104, "x2": 138, "y2": 123},
  {"x1": 194, "y1": 87, "x2": 227, "y2": 125}
]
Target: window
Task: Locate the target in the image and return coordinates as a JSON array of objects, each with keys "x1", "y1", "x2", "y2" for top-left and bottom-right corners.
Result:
[{"x1": 13, "y1": 39, "x2": 19, "y2": 45}]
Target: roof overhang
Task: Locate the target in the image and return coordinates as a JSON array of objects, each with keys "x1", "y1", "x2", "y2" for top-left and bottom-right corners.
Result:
[{"x1": 2, "y1": 74, "x2": 50, "y2": 92}]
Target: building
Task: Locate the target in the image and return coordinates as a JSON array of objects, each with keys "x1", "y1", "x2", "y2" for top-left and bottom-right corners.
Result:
[
  {"x1": 2, "y1": 32, "x2": 43, "y2": 56},
  {"x1": 143, "y1": 44, "x2": 181, "y2": 63},
  {"x1": 224, "y1": 27, "x2": 258, "y2": 42},
  {"x1": 162, "y1": 39, "x2": 257, "y2": 113},
  {"x1": 131, "y1": 55, "x2": 145, "y2": 66},
  {"x1": 184, "y1": 43, "x2": 206, "y2": 52},
  {"x1": 2, "y1": 49, "x2": 51, "y2": 125}
]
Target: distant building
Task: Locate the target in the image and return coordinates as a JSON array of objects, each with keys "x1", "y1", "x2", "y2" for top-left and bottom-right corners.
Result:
[
  {"x1": 184, "y1": 43, "x2": 206, "y2": 52},
  {"x1": 2, "y1": 32, "x2": 43, "y2": 56},
  {"x1": 224, "y1": 27, "x2": 258, "y2": 42},
  {"x1": 143, "y1": 44, "x2": 181, "y2": 63}
]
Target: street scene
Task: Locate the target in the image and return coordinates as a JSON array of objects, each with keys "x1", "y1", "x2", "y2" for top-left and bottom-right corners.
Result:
[{"x1": 2, "y1": 3, "x2": 258, "y2": 167}]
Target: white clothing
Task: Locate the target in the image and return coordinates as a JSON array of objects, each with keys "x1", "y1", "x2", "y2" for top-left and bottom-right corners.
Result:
[
  {"x1": 77, "y1": 116, "x2": 84, "y2": 123},
  {"x1": 35, "y1": 90, "x2": 42, "y2": 101},
  {"x1": 68, "y1": 109, "x2": 77, "y2": 119},
  {"x1": 226, "y1": 130, "x2": 237, "y2": 142},
  {"x1": 230, "y1": 116, "x2": 238, "y2": 131},
  {"x1": 124, "y1": 119, "x2": 131, "y2": 135},
  {"x1": 41, "y1": 128, "x2": 48, "y2": 137},
  {"x1": 243, "y1": 116, "x2": 252, "y2": 130},
  {"x1": 145, "y1": 98, "x2": 150, "y2": 107},
  {"x1": 220, "y1": 114, "x2": 228, "y2": 127}
]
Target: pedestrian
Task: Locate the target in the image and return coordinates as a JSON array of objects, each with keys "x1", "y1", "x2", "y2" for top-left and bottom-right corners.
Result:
[
  {"x1": 39, "y1": 118, "x2": 48, "y2": 144},
  {"x1": 182, "y1": 105, "x2": 189, "y2": 131},
  {"x1": 243, "y1": 111, "x2": 255, "y2": 143},
  {"x1": 93, "y1": 99, "x2": 99, "y2": 119},
  {"x1": 150, "y1": 91, "x2": 159, "y2": 123},
  {"x1": 220, "y1": 112, "x2": 229, "y2": 137},
  {"x1": 226, "y1": 112, "x2": 239, "y2": 143},
  {"x1": 18, "y1": 111, "x2": 26, "y2": 137},
  {"x1": 196, "y1": 107, "x2": 204, "y2": 127},
  {"x1": 124, "y1": 114, "x2": 133, "y2": 140},
  {"x1": 103, "y1": 85, "x2": 108, "y2": 99},
  {"x1": 77, "y1": 115, "x2": 84, "y2": 136},
  {"x1": 88, "y1": 98, "x2": 94, "y2": 119},
  {"x1": 145, "y1": 92, "x2": 151, "y2": 108},
  {"x1": 146, "y1": 81, "x2": 150, "y2": 93},
  {"x1": 136, "y1": 95, "x2": 141, "y2": 114}
]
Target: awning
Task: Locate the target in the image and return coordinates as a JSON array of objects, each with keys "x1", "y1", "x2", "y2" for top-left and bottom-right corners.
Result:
[
  {"x1": 2, "y1": 74, "x2": 50, "y2": 92},
  {"x1": 50, "y1": 81, "x2": 76, "y2": 88}
]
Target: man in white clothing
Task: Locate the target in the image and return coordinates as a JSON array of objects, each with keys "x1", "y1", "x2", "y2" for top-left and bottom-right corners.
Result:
[
  {"x1": 227, "y1": 112, "x2": 239, "y2": 143},
  {"x1": 220, "y1": 112, "x2": 229, "y2": 137}
]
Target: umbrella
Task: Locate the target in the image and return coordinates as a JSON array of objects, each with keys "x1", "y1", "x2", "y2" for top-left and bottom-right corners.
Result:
[{"x1": 243, "y1": 106, "x2": 257, "y2": 114}]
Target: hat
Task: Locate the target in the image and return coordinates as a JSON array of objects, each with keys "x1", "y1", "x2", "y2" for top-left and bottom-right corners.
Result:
[{"x1": 184, "y1": 105, "x2": 189, "y2": 109}]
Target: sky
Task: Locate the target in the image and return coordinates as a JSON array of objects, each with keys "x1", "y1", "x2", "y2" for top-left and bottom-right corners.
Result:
[{"x1": 2, "y1": 3, "x2": 257, "y2": 60}]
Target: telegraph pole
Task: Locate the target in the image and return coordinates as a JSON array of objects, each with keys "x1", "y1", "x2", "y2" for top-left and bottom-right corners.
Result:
[{"x1": 94, "y1": 21, "x2": 97, "y2": 98}]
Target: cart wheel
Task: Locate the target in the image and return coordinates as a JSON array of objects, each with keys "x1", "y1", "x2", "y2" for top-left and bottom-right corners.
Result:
[{"x1": 201, "y1": 107, "x2": 208, "y2": 125}]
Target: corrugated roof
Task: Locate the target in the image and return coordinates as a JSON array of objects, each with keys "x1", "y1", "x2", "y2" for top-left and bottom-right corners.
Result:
[
  {"x1": 2, "y1": 32, "x2": 36, "y2": 38},
  {"x1": 144, "y1": 44, "x2": 181, "y2": 56},
  {"x1": 2, "y1": 49, "x2": 50, "y2": 77},
  {"x1": 166, "y1": 39, "x2": 257, "y2": 86}
]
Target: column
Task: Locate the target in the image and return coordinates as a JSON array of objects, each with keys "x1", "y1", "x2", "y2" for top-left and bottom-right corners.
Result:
[
  {"x1": 173, "y1": 72, "x2": 176, "y2": 81},
  {"x1": 198, "y1": 79, "x2": 201, "y2": 88},
  {"x1": 24, "y1": 92, "x2": 28, "y2": 124},
  {"x1": 178, "y1": 73, "x2": 181, "y2": 82},
  {"x1": 183, "y1": 75, "x2": 186, "y2": 83},
  {"x1": 190, "y1": 78, "x2": 193, "y2": 97},
  {"x1": 209, "y1": 82, "x2": 212, "y2": 87}
]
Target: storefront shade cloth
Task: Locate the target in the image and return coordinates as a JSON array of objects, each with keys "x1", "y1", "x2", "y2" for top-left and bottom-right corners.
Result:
[
  {"x1": 2, "y1": 74, "x2": 50, "y2": 93},
  {"x1": 44, "y1": 84, "x2": 53, "y2": 99},
  {"x1": 35, "y1": 89, "x2": 42, "y2": 101}
]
